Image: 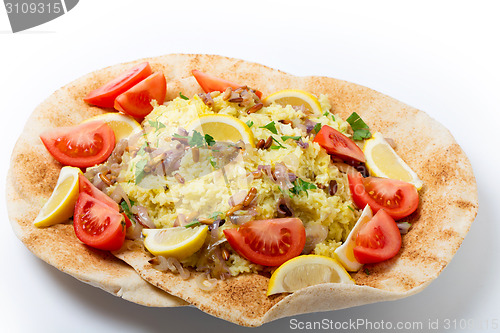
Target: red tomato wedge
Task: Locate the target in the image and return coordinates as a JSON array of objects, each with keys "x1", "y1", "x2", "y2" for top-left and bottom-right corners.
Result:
[
  {"x1": 114, "y1": 71, "x2": 167, "y2": 118},
  {"x1": 348, "y1": 171, "x2": 419, "y2": 220},
  {"x1": 84, "y1": 62, "x2": 152, "y2": 108},
  {"x1": 223, "y1": 218, "x2": 306, "y2": 266},
  {"x1": 40, "y1": 121, "x2": 115, "y2": 168},
  {"x1": 73, "y1": 193, "x2": 125, "y2": 251},
  {"x1": 192, "y1": 69, "x2": 263, "y2": 99},
  {"x1": 313, "y1": 125, "x2": 365, "y2": 163},
  {"x1": 78, "y1": 173, "x2": 119, "y2": 212},
  {"x1": 353, "y1": 209, "x2": 402, "y2": 264}
]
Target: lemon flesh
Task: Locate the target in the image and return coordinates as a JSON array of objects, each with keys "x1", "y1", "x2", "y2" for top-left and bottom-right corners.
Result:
[
  {"x1": 267, "y1": 255, "x2": 354, "y2": 296},
  {"x1": 82, "y1": 112, "x2": 142, "y2": 141},
  {"x1": 263, "y1": 89, "x2": 322, "y2": 115},
  {"x1": 34, "y1": 166, "x2": 82, "y2": 227},
  {"x1": 143, "y1": 226, "x2": 208, "y2": 259},
  {"x1": 334, "y1": 205, "x2": 373, "y2": 271},
  {"x1": 364, "y1": 132, "x2": 423, "y2": 189},
  {"x1": 186, "y1": 114, "x2": 254, "y2": 147}
]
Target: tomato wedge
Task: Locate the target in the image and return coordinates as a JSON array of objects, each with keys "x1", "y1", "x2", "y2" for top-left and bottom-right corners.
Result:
[
  {"x1": 223, "y1": 218, "x2": 306, "y2": 266},
  {"x1": 78, "y1": 174, "x2": 119, "y2": 212},
  {"x1": 73, "y1": 193, "x2": 125, "y2": 251},
  {"x1": 313, "y1": 125, "x2": 365, "y2": 163},
  {"x1": 353, "y1": 209, "x2": 401, "y2": 264},
  {"x1": 40, "y1": 121, "x2": 115, "y2": 168},
  {"x1": 192, "y1": 70, "x2": 263, "y2": 99},
  {"x1": 348, "y1": 171, "x2": 419, "y2": 220},
  {"x1": 84, "y1": 62, "x2": 152, "y2": 108},
  {"x1": 114, "y1": 71, "x2": 166, "y2": 118}
]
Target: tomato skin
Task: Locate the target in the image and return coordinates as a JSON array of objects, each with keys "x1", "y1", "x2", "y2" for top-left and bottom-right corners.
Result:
[
  {"x1": 73, "y1": 193, "x2": 125, "y2": 251},
  {"x1": 348, "y1": 172, "x2": 419, "y2": 220},
  {"x1": 122, "y1": 213, "x2": 132, "y2": 228},
  {"x1": 114, "y1": 71, "x2": 167, "y2": 118},
  {"x1": 78, "y1": 173, "x2": 119, "y2": 212},
  {"x1": 40, "y1": 121, "x2": 115, "y2": 168},
  {"x1": 313, "y1": 125, "x2": 365, "y2": 163},
  {"x1": 192, "y1": 70, "x2": 263, "y2": 99},
  {"x1": 353, "y1": 209, "x2": 401, "y2": 264},
  {"x1": 84, "y1": 62, "x2": 152, "y2": 108},
  {"x1": 223, "y1": 218, "x2": 306, "y2": 266}
]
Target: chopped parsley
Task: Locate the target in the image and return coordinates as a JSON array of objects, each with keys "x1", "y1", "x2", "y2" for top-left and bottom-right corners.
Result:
[
  {"x1": 245, "y1": 120, "x2": 254, "y2": 128},
  {"x1": 135, "y1": 159, "x2": 148, "y2": 184},
  {"x1": 209, "y1": 156, "x2": 217, "y2": 168},
  {"x1": 120, "y1": 199, "x2": 137, "y2": 225},
  {"x1": 179, "y1": 92, "x2": 189, "y2": 100},
  {"x1": 364, "y1": 268, "x2": 370, "y2": 275},
  {"x1": 259, "y1": 121, "x2": 278, "y2": 135},
  {"x1": 270, "y1": 137, "x2": 285, "y2": 149},
  {"x1": 281, "y1": 135, "x2": 301, "y2": 141},
  {"x1": 173, "y1": 131, "x2": 216, "y2": 148},
  {"x1": 346, "y1": 112, "x2": 372, "y2": 141},
  {"x1": 120, "y1": 199, "x2": 135, "y2": 215},
  {"x1": 323, "y1": 111, "x2": 336, "y2": 121},
  {"x1": 184, "y1": 219, "x2": 200, "y2": 228},
  {"x1": 208, "y1": 211, "x2": 224, "y2": 220},
  {"x1": 204, "y1": 134, "x2": 216, "y2": 147},
  {"x1": 148, "y1": 120, "x2": 166, "y2": 131},
  {"x1": 137, "y1": 142, "x2": 148, "y2": 156},
  {"x1": 290, "y1": 178, "x2": 317, "y2": 197},
  {"x1": 313, "y1": 122, "x2": 322, "y2": 134}
]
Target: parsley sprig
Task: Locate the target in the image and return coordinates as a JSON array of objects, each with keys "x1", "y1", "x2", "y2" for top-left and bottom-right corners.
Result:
[
  {"x1": 289, "y1": 178, "x2": 317, "y2": 197},
  {"x1": 148, "y1": 120, "x2": 166, "y2": 131},
  {"x1": 346, "y1": 112, "x2": 371, "y2": 141},
  {"x1": 173, "y1": 130, "x2": 216, "y2": 148},
  {"x1": 259, "y1": 121, "x2": 278, "y2": 135}
]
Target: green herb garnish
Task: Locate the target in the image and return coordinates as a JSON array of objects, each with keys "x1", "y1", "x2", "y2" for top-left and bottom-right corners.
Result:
[
  {"x1": 364, "y1": 268, "x2": 370, "y2": 275},
  {"x1": 209, "y1": 156, "x2": 217, "y2": 168},
  {"x1": 208, "y1": 211, "x2": 224, "y2": 220},
  {"x1": 174, "y1": 131, "x2": 216, "y2": 148},
  {"x1": 290, "y1": 178, "x2": 317, "y2": 197},
  {"x1": 346, "y1": 112, "x2": 372, "y2": 141},
  {"x1": 137, "y1": 142, "x2": 148, "y2": 156},
  {"x1": 148, "y1": 120, "x2": 166, "y2": 131},
  {"x1": 270, "y1": 137, "x2": 285, "y2": 149},
  {"x1": 259, "y1": 121, "x2": 278, "y2": 135},
  {"x1": 135, "y1": 159, "x2": 148, "y2": 184},
  {"x1": 120, "y1": 199, "x2": 136, "y2": 217},
  {"x1": 348, "y1": 205, "x2": 355, "y2": 212},
  {"x1": 204, "y1": 134, "x2": 216, "y2": 146},
  {"x1": 184, "y1": 219, "x2": 201, "y2": 228},
  {"x1": 281, "y1": 135, "x2": 301, "y2": 141},
  {"x1": 245, "y1": 120, "x2": 254, "y2": 128},
  {"x1": 179, "y1": 92, "x2": 189, "y2": 100},
  {"x1": 313, "y1": 122, "x2": 322, "y2": 134}
]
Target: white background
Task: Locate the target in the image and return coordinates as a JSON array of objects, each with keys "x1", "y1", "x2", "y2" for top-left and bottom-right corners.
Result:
[{"x1": 1, "y1": 1, "x2": 499, "y2": 332}]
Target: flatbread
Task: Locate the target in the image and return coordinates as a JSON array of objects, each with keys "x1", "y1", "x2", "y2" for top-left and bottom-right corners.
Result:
[{"x1": 6, "y1": 54, "x2": 478, "y2": 326}]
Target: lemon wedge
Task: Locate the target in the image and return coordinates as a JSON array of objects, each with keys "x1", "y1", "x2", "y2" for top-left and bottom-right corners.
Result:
[
  {"x1": 143, "y1": 226, "x2": 208, "y2": 259},
  {"x1": 263, "y1": 89, "x2": 322, "y2": 115},
  {"x1": 334, "y1": 205, "x2": 373, "y2": 271},
  {"x1": 186, "y1": 114, "x2": 255, "y2": 147},
  {"x1": 364, "y1": 132, "x2": 423, "y2": 189},
  {"x1": 34, "y1": 166, "x2": 82, "y2": 228},
  {"x1": 82, "y1": 112, "x2": 142, "y2": 141},
  {"x1": 267, "y1": 255, "x2": 354, "y2": 296}
]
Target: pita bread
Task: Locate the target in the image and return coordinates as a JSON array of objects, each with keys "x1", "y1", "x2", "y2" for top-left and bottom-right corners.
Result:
[{"x1": 7, "y1": 54, "x2": 478, "y2": 326}]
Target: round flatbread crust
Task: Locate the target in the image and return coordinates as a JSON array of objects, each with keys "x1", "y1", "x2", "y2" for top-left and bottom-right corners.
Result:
[{"x1": 6, "y1": 54, "x2": 478, "y2": 326}]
